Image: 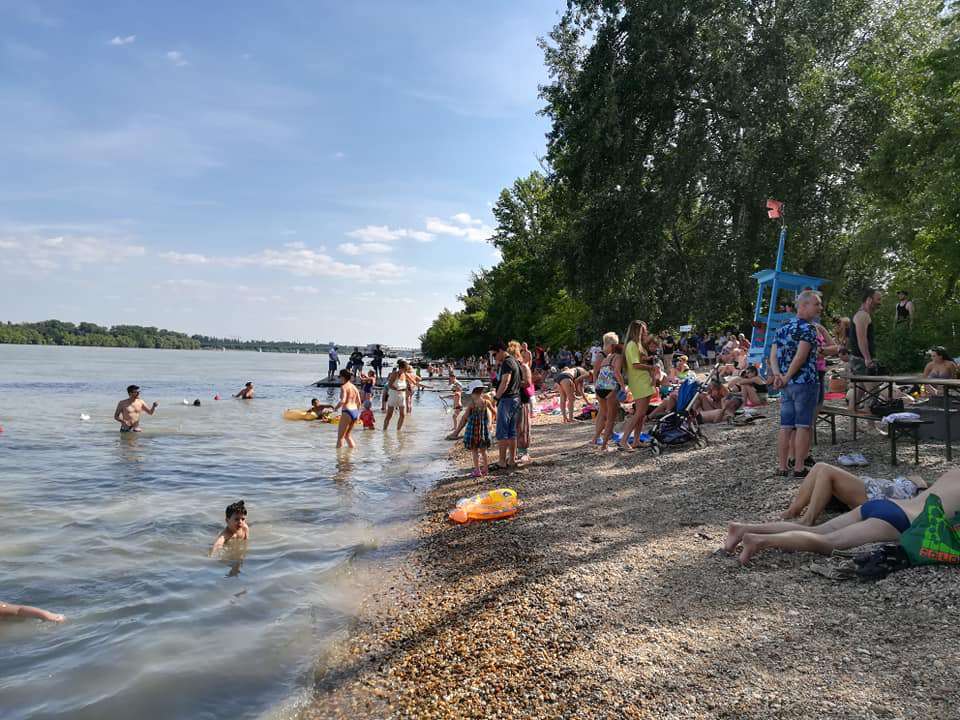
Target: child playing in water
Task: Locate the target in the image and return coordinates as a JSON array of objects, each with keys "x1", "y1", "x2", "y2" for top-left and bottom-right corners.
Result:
[
  {"x1": 462, "y1": 381, "x2": 494, "y2": 477},
  {"x1": 448, "y1": 378, "x2": 463, "y2": 431},
  {"x1": 360, "y1": 400, "x2": 376, "y2": 429},
  {"x1": 361, "y1": 371, "x2": 376, "y2": 404},
  {"x1": 1, "y1": 601, "x2": 64, "y2": 623},
  {"x1": 335, "y1": 369, "x2": 361, "y2": 448},
  {"x1": 210, "y1": 500, "x2": 249, "y2": 555}
]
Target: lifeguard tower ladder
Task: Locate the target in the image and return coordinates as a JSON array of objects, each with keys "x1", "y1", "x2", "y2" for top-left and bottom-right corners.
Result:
[{"x1": 747, "y1": 213, "x2": 828, "y2": 375}]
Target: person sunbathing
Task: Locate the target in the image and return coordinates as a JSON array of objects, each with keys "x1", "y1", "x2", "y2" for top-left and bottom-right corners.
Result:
[
  {"x1": 724, "y1": 467, "x2": 960, "y2": 564},
  {"x1": 781, "y1": 462, "x2": 925, "y2": 525},
  {"x1": 725, "y1": 367, "x2": 768, "y2": 407}
]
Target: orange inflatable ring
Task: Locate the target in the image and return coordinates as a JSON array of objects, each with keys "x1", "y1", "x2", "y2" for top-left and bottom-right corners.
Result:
[{"x1": 449, "y1": 488, "x2": 520, "y2": 524}]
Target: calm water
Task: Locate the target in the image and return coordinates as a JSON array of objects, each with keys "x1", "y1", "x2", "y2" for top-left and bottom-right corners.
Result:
[{"x1": 0, "y1": 346, "x2": 450, "y2": 720}]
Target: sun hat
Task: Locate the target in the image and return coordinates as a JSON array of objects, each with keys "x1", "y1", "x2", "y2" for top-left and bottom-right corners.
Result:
[{"x1": 466, "y1": 380, "x2": 485, "y2": 394}]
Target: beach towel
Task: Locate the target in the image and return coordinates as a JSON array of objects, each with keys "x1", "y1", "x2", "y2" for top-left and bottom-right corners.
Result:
[{"x1": 899, "y1": 494, "x2": 960, "y2": 566}]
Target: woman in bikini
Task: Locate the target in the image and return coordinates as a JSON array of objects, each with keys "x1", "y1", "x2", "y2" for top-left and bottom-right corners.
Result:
[
  {"x1": 594, "y1": 338, "x2": 626, "y2": 452},
  {"x1": 922, "y1": 346, "x2": 958, "y2": 396},
  {"x1": 725, "y1": 468, "x2": 960, "y2": 564},
  {"x1": 334, "y1": 369, "x2": 361, "y2": 448},
  {"x1": 554, "y1": 365, "x2": 590, "y2": 423}
]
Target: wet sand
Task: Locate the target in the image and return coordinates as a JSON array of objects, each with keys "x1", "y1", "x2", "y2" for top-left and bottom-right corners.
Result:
[{"x1": 301, "y1": 407, "x2": 960, "y2": 719}]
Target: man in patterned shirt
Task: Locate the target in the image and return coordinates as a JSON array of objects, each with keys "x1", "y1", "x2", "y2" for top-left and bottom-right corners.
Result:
[{"x1": 769, "y1": 290, "x2": 823, "y2": 478}]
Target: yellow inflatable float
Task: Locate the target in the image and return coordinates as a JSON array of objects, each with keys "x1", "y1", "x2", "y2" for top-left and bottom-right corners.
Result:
[
  {"x1": 448, "y1": 488, "x2": 520, "y2": 524},
  {"x1": 283, "y1": 409, "x2": 319, "y2": 421}
]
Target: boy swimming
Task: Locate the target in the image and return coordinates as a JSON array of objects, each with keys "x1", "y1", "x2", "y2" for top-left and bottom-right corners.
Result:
[{"x1": 210, "y1": 500, "x2": 249, "y2": 555}]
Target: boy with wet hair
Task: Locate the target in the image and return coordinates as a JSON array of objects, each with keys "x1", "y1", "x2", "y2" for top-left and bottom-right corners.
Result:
[{"x1": 210, "y1": 500, "x2": 249, "y2": 555}]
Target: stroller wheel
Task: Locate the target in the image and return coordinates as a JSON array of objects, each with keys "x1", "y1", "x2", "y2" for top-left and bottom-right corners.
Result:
[
  {"x1": 650, "y1": 439, "x2": 661, "y2": 456},
  {"x1": 695, "y1": 435, "x2": 708, "y2": 449}
]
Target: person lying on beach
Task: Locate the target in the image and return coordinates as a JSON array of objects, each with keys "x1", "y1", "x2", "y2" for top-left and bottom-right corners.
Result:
[
  {"x1": 723, "y1": 468, "x2": 960, "y2": 565},
  {"x1": 210, "y1": 500, "x2": 249, "y2": 556},
  {"x1": 781, "y1": 462, "x2": 925, "y2": 525},
  {"x1": 1, "y1": 601, "x2": 65, "y2": 623},
  {"x1": 114, "y1": 385, "x2": 157, "y2": 432},
  {"x1": 234, "y1": 382, "x2": 255, "y2": 399}
]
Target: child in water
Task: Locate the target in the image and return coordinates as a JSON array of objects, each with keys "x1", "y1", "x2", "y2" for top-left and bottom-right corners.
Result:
[
  {"x1": 210, "y1": 500, "x2": 249, "y2": 555},
  {"x1": 462, "y1": 381, "x2": 495, "y2": 477},
  {"x1": 360, "y1": 400, "x2": 376, "y2": 429},
  {"x1": 361, "y1": 371, "x2": 376, "y2": 404}
]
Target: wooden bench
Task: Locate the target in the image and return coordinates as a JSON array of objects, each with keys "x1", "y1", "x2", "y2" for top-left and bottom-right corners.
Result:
[
  {"x1": 887, "y1": 419, "x2": 935, "y2": 466},
  {"x1": 815, "y1": 406, "x2": 876, "y2": 445}
]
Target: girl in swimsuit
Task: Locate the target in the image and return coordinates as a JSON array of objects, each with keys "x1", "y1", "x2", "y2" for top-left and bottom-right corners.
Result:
[
  {"x1": 595, "y1": 340, "x2": 626, "y2": 452},
  {"x1": 335, "y1": 369, "x2": 361, "y2": 448}
]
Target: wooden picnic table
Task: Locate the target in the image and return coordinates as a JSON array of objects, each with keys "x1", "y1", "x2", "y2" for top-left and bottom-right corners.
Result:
[{"x1": 842, "y1": 374, "x2": 960, "y2": 461}]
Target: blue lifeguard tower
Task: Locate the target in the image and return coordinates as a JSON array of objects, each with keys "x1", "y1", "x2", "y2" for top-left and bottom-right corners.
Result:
[{"x1": 747, "y1": 212, "x2": 828, "y2": 374}]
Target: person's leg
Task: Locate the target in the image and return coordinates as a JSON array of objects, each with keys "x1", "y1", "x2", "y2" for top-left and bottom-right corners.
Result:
[
  {"x1": 397, "y1": 407, "x2": 406, "y2": 431},
  {"x1": 592, "y1": 399, "x2": 607, "y2": 445},
  {"x1": 383, "y1": 407, "x2": 394, "y2": 429},
  {"x1": 700, "y1": 408, "x2": 726, "y2": 423},
  {"x1": 479, "y1": 447, "x2": 488, "y2": 474},
  {"x1": 800, "y1": 464, "x2": 865, "y2": 525},
  {"x1": 344, "y1": 419, "x2": 356, "y2": 448},
  {"x1": 742, "y1": 384, "x2": 760, "y2": 406},
  {"x1": 778, "y1": 384, "x2": 797, "y2": 471},
  {"x1": 739, "y1": 517, "x2": 900, "y2": 564},
  {"x1": 600, "y1": 393, "x2": 618, "y2": 449},
  {"x1": 791, "y1": 383, "x2": 818, "y2": 471},
  {"x1": 558, "y1": 382, "x2": 569, "y2": 421},
  {"x1": 472, "y1": 448, "x2": 480, "y2": 474},
  {"x1": 725, "y1": 506, "x2": 861, "y2": 552},
  {"x1": 782, "y1": 471, "x2": 818, "y2": 519},
  {"x1": 496, "y1": 398, "x2": 509, "y2": 465},
  {"x1": 336, "y1": 414, "x2": 350, "y2": 448}
]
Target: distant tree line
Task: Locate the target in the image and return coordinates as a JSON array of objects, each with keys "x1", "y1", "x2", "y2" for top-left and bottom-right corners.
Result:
[
  {"x1": 0, "y1": 321, "x2": 354, "y2": 353},
  {"x1": 421, "y1": 1, "x2": 960, "y2": 372},
  {"x1": 0, "y1": 320, "x2": 202, "y2": 349}
]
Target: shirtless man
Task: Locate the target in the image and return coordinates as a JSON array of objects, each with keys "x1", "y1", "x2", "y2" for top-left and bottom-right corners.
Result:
[
  {"x1": 334, "y1": 369, "x2": 361, "y2": 448},
  {"x1": 210, "y1": 500, "x2": 249, "y2": 555},
  {"x1": 114, "y1": 385, "x2": 158, "y2": 432},
  {"x1": 234, "y1": 382, "x2": 255, "y2": 399},
  {"x1": 725, "y1": 467, "x2": 960, "y2": 564}
]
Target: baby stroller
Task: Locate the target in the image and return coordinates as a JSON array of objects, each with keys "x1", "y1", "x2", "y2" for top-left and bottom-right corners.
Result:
[{"x1": 649, "y1": 378, "x2": 709, "y2": 456}]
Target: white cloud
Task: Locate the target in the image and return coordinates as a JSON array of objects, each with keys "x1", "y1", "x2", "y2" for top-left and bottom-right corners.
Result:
[
  {"x1": 291, "y1": 285, "x2": 321, "y2": 294},
  {"x1": 158, "y1": 251, "x2": 209, "y2": 265},
  {"x1": 283, "y1": 240, "x2": 305, "y2": 249},
  {"x1": 338, "y1": 241, "x2": 392, "y2": 255},
  {"x1": 425, "y1": 214, "x2": 494, "y2": 243},
  {"x1": 346, "y1": 224, "x2": 434, "y2": 244},
  {"x1": 452, "y1": 212, "x2": 482, "y2": 226},
  {"x1": 156, "y1": 243, "x2": 410, "y2": 281},
  {"x1": 166, "y1": 51, "x2": 188, "y2": 67},
  {"x1": 332, "y1": 151, "x2": 346, "y2": 159},
  {"x1": 0, "y1": 231, "x2": 145, "y2": 274},
  {"x1": 109, "y1": 35, "x2": 136, "y2": 46}
]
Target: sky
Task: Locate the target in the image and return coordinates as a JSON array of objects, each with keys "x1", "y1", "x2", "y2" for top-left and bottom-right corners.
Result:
[{"x1": 0, "y1": 0, "x2": 562, "y2": 346}]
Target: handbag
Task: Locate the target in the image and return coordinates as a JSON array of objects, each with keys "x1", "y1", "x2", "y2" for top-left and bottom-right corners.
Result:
[{"x1": 869, "y1": 398, "x2": 904, "y2": 417}]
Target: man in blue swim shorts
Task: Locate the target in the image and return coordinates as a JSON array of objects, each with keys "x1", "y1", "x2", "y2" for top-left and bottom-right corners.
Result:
[{"x1": 769, "y1": 290, "x2": 823, "y2": 478}]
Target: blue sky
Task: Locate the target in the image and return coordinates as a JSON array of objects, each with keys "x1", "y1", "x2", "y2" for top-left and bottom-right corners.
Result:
[{"x1": 0, "y1": 0, "x2": 560, "y2": 346}]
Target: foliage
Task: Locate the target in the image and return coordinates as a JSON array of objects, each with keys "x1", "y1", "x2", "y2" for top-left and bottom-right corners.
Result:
[
  {"x1": 421, "y1": 1, "x2": 960, "y2": 364},
  {"x1": 0, "y1": 320, "x2": 201, "y2": 349}
]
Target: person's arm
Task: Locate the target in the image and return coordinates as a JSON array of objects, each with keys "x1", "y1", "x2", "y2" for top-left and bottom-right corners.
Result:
[
  {"x1": 574, "y1": 376, "x2": 588, "y2": 401},
  {"x1": 769, "y1": 343, "x2": 784, "y2": 388},
  {"x1": 140, "y1": 399, "x2": 158, "y2": 415},
  {"x1": 114, "y1": 402, "x2": 124, "y2": 423},
  {"x1": 334, "y1": 386, "x2": 344, "y2": 411},
  {"x1": 781, "y1": 341, "x2": 813, "y2": 384},
  {"x1": 209, "y1": 531, "x2": 227, "y2": 556},
  {"x1": 613, "y1": 354, "x2": 626, "y2": 387},
  {"x1": 1, "y1": 602, "x2": 64, "y2": 623},
  {"x1": 495, "y1": 368, "x2": 512, "y2": 400},
  {"x1": 854, "y1": 314, "x2": 873, "y2": 365},
  {"x1": 908, "y1": 301, "x2": 915, "y2": 328}
]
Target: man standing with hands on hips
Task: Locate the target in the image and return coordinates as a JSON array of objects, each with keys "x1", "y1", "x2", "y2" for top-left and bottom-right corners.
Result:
[
  {"x1": 492, "y1": 341, "x2": 521, "y2": 470},
  {"x1": 769, "y1": 290, "x2": 823, "y2": 478}
]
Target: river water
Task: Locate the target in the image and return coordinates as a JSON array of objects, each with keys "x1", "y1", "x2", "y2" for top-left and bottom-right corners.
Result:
[{"x1": 0, "y1": 346, "x2": 451, "y2": 720}]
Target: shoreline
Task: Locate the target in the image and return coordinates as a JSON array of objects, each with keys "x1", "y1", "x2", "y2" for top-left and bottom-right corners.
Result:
[{"x1": 300, "y1": 408, "x2": 960, "y2": 719}]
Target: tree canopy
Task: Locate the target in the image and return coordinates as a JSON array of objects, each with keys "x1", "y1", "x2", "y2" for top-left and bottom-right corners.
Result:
[{"x1": 421, "y1": 0, "x2": 960, "y2": 371}]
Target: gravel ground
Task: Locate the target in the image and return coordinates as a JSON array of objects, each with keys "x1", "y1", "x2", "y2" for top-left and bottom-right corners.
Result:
[{"x1": 300, "y1": 404, "x2": 960, "y2": 720}]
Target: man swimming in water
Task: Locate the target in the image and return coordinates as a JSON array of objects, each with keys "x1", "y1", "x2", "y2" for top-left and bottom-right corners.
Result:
[
  {"x1": 724, "y1": 467, "x2": 960, "y2": 564},
  {"x1": 210, "y1": 500, "x2": 249, "y2": 555},
  {"x1": 114, "y1": 385, "x2": 158, "y2": 432},
  {"x1": 234, "y1": 382, "x2": 255, "y2": 399}
]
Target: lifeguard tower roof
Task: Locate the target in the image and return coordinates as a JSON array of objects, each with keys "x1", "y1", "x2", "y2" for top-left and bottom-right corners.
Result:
[{"x1": 750, "y1": 269, "x2": 829, "y2": 289}]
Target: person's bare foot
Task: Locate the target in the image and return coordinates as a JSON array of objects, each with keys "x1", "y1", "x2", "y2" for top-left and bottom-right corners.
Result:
[
  {"x1": 798, "y1": 513, "x2": 816, "y2": 527},
  {"x1": 739, "y1": 534, "x2": 762, "y2": 565},
  {"x1": 618, "y1": 442, "x2": 634, "y2": 452},
  {"x1": 723, "y1": 522, "x2": 746, "y2": 553},
  {"x1": 780, "y1": 507, "x2": 800, "y2": 520},
  {"x1": 39, "y1": 610, "x2": 65, "y2": 623}
]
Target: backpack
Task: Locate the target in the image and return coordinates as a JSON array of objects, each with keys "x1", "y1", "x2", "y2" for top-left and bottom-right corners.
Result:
[{"x1": 899, "y1": 494, "x2": 960, "y2": 566}]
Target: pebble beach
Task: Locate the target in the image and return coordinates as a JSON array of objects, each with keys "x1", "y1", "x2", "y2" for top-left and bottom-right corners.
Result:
[{"x1": 301, "y1": 408, "x2": 960, "y2": 720}]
